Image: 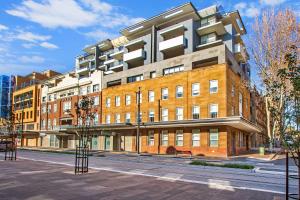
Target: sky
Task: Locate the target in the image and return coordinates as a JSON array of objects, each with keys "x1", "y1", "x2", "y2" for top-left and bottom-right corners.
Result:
[{"x1": 0, "y1": 0, "x2": 299, "y2": 82}]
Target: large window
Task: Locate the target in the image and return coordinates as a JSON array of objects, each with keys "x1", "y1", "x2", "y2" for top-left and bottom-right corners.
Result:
[
  {"x1": 115, "y1": 113, "x2": 120, "y2": 123},
  {"x1": 93, "y1": 84, "x2": 99, "y2": 92},
  {"x1": 149, "y1": 109, "x2": 155, "y2": 122},
  {"x1": 192, "y1": 129, "x2": 200, "y2": 147},
  {"x1": 176, "y1": 107, "x2": 183, "y2": 120},
  {"x1": 176, "y1": 86, "x2": 183, "y2": 98},
  {"x1": 192, "y1": 83, "x2": 200, "y2": 96},
  {"x1": 192, "y1": 106, "x2": 200, "y2": 119},
  {"x1": 115, "y1": 96, "x2": 120, "y2": 107},
  {"x1": 63, "y1": 101, "x2": 71, "y2": 112},
  {"x1": 94, "y1": 113, "x2": 99, "y2": 125},
  {"x1": 200, "y1": 33, "x2": 216, "y2": 45},
  {"x1": 125, "y1": 113, "x2": 131, "y2": 123},
  {"x1": 127, "y1": 74, "x2": 143, "y2": 83},
  {"x1": 209, "y1": 129, "x2": 219, "y2": 147},
  {"x1": 106, "y1": 97, "x2": 111, "y2": 107},
  {"x1": 210, "y1": 80, "x2": 218, "y2": 93},
  {"x1": 148, "y1": 91, "x2": 155, "y2": 102},
  {"x1": 200, "y1": 16, "x2": 216, "y2": 27},
  {"x1": 148, "y1": 131, "x2": 154, "y2": 146},
  {"x1": 94, "y1": 96, "x2": 99, "y2": 106},
  {"x1": 210, "y1": 104, "x2": 218, "y2": 118},
  {"x1": 106, "y1": 115, "x2": 111, "y2": 124},
  {"x1": 125, "y1": 95, "x2": 131, "y2": 105},
  {"x1": 161, "y1": 88, "x2": 168, "y2": 100},
  {"x1": 163, "y1": 65, "x2": 184, "y2": 75},
  {"x1": 176, "y1": 130, "x2": 184, "y2": 146},
  {"x1": 162, "y1": 108, "x2": 168, "y2": 121},
  {"x1": 161, "y1": 130, "x2": 168, "y2": 146}
]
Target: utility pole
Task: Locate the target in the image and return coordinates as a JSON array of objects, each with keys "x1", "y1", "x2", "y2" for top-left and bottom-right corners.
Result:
[
  {"x1": 157, "y1": 99, "x2": 161, "y2": 154},
  {"x1": 136, "y1": 87, "x2": 141, "y2": 155}
]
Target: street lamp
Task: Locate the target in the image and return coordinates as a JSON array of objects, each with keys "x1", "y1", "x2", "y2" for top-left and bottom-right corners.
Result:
[{"x1": 136, "y1": 87, "x2": 141, "y2": 155}]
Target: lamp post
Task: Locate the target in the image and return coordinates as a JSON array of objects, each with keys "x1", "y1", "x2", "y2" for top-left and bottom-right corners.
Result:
[{"x1": 136, "y1": 87, "x2": 141, "y2": 155}]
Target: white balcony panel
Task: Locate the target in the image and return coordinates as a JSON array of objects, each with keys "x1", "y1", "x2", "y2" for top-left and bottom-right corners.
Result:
[
  {"x1": 110, "y1": 50, "x2": 124, "y2": 60},
  {"x1": 234, "y1": 43, "x2": 248, "y2": 62},
  {"x1": 160, "y1": 24, "x2": 185, "y2": 37},
  {"x1": 104, "y1": 70, "x2": 114, "y2": 75},
  {"x1": 124, "y1": 49, "x2": 145, "y2": 62},
  {"x1": 197, "y1": 21, "x2": 226, "y2": 36},
  {"x1": 104, "y1": 59, "x2": 116, "y2": 65},
  {"x1": 99, "y1": 54, "x2": 107, "y2": 60},
  {"x1": 110, "y1": 63, "x2": 123, "y2": 70},
  {"x1": 196, "y1": 39, "x2": 223, "y2": 50},
  {"x1": 159, "y1": 35, "x2": 186, "y2": 52},
  {"x1": 76, "y1": 66, "x2": 89, "y2": 74}
]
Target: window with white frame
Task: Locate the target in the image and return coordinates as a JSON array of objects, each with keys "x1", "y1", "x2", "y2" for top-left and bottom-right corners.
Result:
[
  {"x1": 63, "y1": 101, "x2": 71, "y2": 112},
  {"x1": 53, "y1": 119, "x2": 56, "y2": 128},
  {"x1": 127, "y1": 74, "x2": 143, "y2": 83},
  {"x1": 239, "y1": 92, "x2": 243, "y2": 116},
  {"x1": 42, "y1": 105, "x2": 46, "y2": 113},
  {"x1": 54, "y1": 104, "x2": 57, "y2": 113},
  {"x1": 94, "y1": 96, "x2": 99, "y2": 106},
  {"x1": 149, "y1": 109, "x2": 155, "y2": 122},
  {"x1": 47, "y1": 119, "x2": 51, "y2": 129},
  {"x1": 94, "y1": 113, "x2": 99, "y2": 125},
  {"x1": 176, "y1": 130, "x2": 184, "y2": 146},
  {"x1": 87, "y1": 86, "x2": 91, "y2": 94},
  {"x1": 200, "y1": 16, "x2": 216, "y2": 27},
  {"x1": 79, "y1": 87, "x2": 86, "y2": 95},
  {"x1": 125, "y1": 113, "x2": 131, "y2": 123},
  {"x1": 150, "y1": 71, "x2": 156, "y2": 78},
  {"x1": 200, "y1": 33, "x2": 216, "y2": 45},
  {"x1": 231, "y1": 105, "x2": 235, "y2": 116},
  {"x1": 136, "y1": 93, "x2": 142, "y2": 104},
  {"x1": 210, "y1": 104, "x2": 218, "y2": 118},
  {"x1": 125, "y1": 95, "x2": 131, "y2": 105},
  {"x1": 161, "y1": 88, "x2": 168, "y2": 100},
  {"x1": 176, "y1": 86, "x2": 183, "y2": 98},
  {"x1": 48, "y1": 95, "x2": 52, "y2": 101},
  {"x1": 192, "y1": 105, "x2": 200, "y2": 119},
  {"x1": 41, "y1": 119, "x2": 46, "y2": 129},
  {"x1": 192, "y1": 83, "x2": 200, "y2": 96},
  {"x1": 192, "y1": 129, "x2": 200, "y2": 147},
  {"x1": 106, "y1": 115, "x2": 111, "y2": 124},
  {"x1": 209, "y1": 80, "x2": 218, "y2": 93},
  {"x1": 115, "y1": 113, "x2": 120, "y2": 123},
  {"x1": 47, "y1": 105, "x2": 51, "y2": 112},
  {"x1": 163, "y1": 65, "x2": 184, "y2": 75},
  {"x1": 162, "y1": 108, "x2": 168, "y2": 121},
  {"x1": 176, "y1": 107, "x2": 183, "y2": 120},
  {"x1": 106, "y1": 97, "x2": 111, "y2": 107},
  {"x1": 148, "y1": 91, "x2": 155, "y2": 102},
  {"x1": 115, "y1": 96, "x2": 120, "y2": 107},
  {"x1": 148, "y1": 131, "x2": 154, "y2": 146},
  {"x1": 93, "y1": 84, "x2": 99, "y2": 92},
  {"x1": 161, "y1": 130, "x2": 168, "y2": 146},
  {"x1": 209, "y1": 129, "x2": 219, "y2": 147}
]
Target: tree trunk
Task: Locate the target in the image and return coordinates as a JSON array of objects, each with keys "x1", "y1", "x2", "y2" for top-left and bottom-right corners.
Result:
[{"x1": 266, "y1": 97, "x2": 272, "y2": 149}]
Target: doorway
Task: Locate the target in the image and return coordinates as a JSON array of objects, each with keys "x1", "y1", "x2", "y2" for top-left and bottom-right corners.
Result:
[
  {"x1": 231, "y1": 132, "x2": 236, "y2": 156},
  {"x1": 104, "y1": 136, "x2": 111, "y2": 151}
]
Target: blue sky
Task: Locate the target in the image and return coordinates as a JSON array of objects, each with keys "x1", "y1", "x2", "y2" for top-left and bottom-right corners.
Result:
[{"x1": 0, "y1": 0, "x2": 298, "y2": 81}]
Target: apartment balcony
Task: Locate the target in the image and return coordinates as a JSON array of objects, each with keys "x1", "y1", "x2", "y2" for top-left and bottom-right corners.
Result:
[
  {"x1": 234, "y1": 43, "x2": 249, "y2": 62},
  {"x1": 108, "y1": 61, "x2": 124, "y2": 71},
  {"x1": 159, "y1": 35, "x2": 186, "y2": 52},
  {"x1": 196, "y1": 39, "x2": 223, "y2": 50},
  {"x1": 76, "y1": 66, "x2": 89, "y2": 74},
  {"x1": 123, "y1": 49, "x2": 145, "y2": 62},
  {"x1": 78, "y1": 54, "x2": 95, "y2": 65},
  {"x1": 110, "y1": 49, "x2": 124, "y2": 60},
  {"x1": 104, "y1": 58, "x2": 116, "y2": 65},
  {"x1": 197, "y1": 21, "x2": 226, "y2": 36},
  {"x1": 99, "y1": 54, "x2": 108, "y2": 61}
]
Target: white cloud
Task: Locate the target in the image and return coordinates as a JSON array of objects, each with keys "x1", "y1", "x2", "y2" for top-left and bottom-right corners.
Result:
[
  {"x1": 0, "y1": 24, "x2": 9, "y2": 31},
  {"x1": 15, "y1": 31, "x2": 51, "y2": 42},
  {"x1": 22, "y1": 43, "x2": 36, "y2": 48},
  {"x1": 6, "y1": 0, "x2": 144, "y2": 30},
  {"x1": 40, "y1": 41, "x2": 58, "y2": 49},
  {"x1": 19, "y1": 55, "x2": 45, "y2": 63},
  {"x1": 235, "y1": 2, "x2": 260, "y2": 18},
  {"x1": 84, "y1": 29, "x2": 118, "y2": 41},
  {"x1": 260, "y1": 0, "x2": 286, "y2": 6},
  {"x1": 234, "y1": 2, "x2": 247, "y2": 10}
]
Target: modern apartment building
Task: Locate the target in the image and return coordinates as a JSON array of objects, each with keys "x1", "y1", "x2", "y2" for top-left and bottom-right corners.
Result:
[
  {"x1": 0, "y1": 75, "x2": 14, "y2": 119},
  {"x1": 13, "y1": 70, "x2": 60, "y2": 147},
  {"x1": 38, "y1": 3, "x2": 266, "y2": 157}
]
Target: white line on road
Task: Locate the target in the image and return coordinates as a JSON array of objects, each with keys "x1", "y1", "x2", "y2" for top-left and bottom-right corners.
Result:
[{"x1": 15, "y1": 156, "x2": 285, "y2": 195}]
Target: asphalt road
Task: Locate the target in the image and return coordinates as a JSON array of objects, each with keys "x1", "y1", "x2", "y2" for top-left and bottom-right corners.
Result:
[{"x1": 0, "y1": 158, "x2": 284, "y2": 200}]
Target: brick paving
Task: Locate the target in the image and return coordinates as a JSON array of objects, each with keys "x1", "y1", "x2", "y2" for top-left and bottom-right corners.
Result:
[{"x1": 0, "y1": 159, "x2": 283, "y2": 200}]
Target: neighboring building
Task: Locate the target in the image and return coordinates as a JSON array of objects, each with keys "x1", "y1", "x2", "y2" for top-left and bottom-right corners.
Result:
[
  {"x1": 13, "y1": 70, "x2": 60, "y2": 147},
  {"x1": 37, "y1": 3, "x2": 264, "y2": 157},
  {"x1": 0, "y1": 75, "x2": 14, "y2": 119}
]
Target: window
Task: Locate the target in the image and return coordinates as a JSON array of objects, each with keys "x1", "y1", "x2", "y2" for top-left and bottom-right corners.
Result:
[
  {"x1": 41, "y1": 119, "x2": 46, "y2": 129},
  {"x1": 231, "y1": 105, "x2": 235, "y2": 116},
  {"x1": 163, "y1": 65, "x2": 184, "y2": 75},
  {"x1": 63, "y1": 101, "x2": 71, "y2": 112},
  {"x1": 148, "y1": 91, "x2": 154, "y2": 102},
  {"x1": 127, "y1": 74, "x2": 143, "y2": 83},
  {"x1": 149, "y1": 109, "x2": 155, "y2": 122},
  {"x1": 47, "y1": 105, "x2": 51, "y2": 112},
  {"x1": 106, "y1": 115, "x2": 111, "y2": 124},
  {"x1": 94, "y1": 96, "x2": 99, "y2": 106},
  {"x1": 93, "y1": 84, "x2": 99, "y2": 92},
  {"x1": 161, "y1": 88, "x2": 168, "y2": 100},
  {"x1": 79, "y1": 87, "x2": 86, "y2": 95},
  {"x1": 176, "y1": 86, "x2": 183, "y2": 98},
  {"x1": 115, "y1": 113, "x2": 120, "y2": 123},
  {"x1": 48, "y1": 95, "x2": 52, "y2": 101},
  {"x1": 150, "y1": 71, "x2": 156, "y2": 78},
  {"x1": 54, "y1": 104, "x2": 57, "y2": 112},
  {"x1": 210, "y1": 104, "x2": 218, "y2": 118},
  {"x1": 210, "y1": 80, "x2": 218, "y2": 93},
  {"x1": 94, "y1": 113, "x2": 99, "y2": 125},
  {"x1": 115, "y1": 96, "x2": 120, "y2": 107},
  {"x1": 106, "y1": 98, "x2": 111, "y2": 107},
  {"x1": 200, "y1": 16, "x2": 216, "y2": 27},
  {"x1": 239, "y1": 132, "x2": 244, "y2": 147},
  {"x1": 161, "y1": 130, "x2": 168, "y2": 146},
  {"x1": 125, "y1": 95, "x2": 131, "y2": 105},
  {"x1": 53, "y1": 94, "x2": 57, "y2": 100},
  {"x1": 53, "y1": 119, "x2": 56, "y2": 128},
  {"x1": 176, "y1": 130, "x2": 184, "y2": 146},
  {"x1": 192, "y1": 129, "x2": 200, "y2": 147},
  {"x1": 42, "y1": 96, "x2": 46, "y2": 102},
  {"x1": 148, "y1": 131, "x2": 154, "y2": 146},
  {"x1": 162, "y1": 108, "x2": 168, "y2": 121},
  {"x1": 87, "y1": 86, "x2": 91, "y2": 94},
  {"x1": 192, "y1": 106, "x2": 200, "y2": 119},
  {"x1": 48, "y1": 119, "x2": 51, "y2": 129},
  {"x1": 239, "y1": 92, "x2": 243, "y2": 116},
  {"x1": 125, "y1": 113, "x2": 131, "y2": 123},
  {"x1": 209, "y1": 129, "x2": 219, "y2": 147},
  {"x1": 192, "y1": 83, "x2": 200, "y2": 96},
  {"x1": 200, "y1": 33, "x2": 216, "y2": 45},
  {"x1": 42, "y1": 105, "x2": 46, "y2": 113},
  {"x1": 176, "y1": 107, "x2": 183, "y2": 120},
  {"x1": 136, "y1": 112, "x2": 142, "y2": 123},
  {"x1": 30, "y1": 111, "x2": 33, "y2": 118},
  {"x1": 136, "y1": 93, "x2": 142, "y2": 104}
]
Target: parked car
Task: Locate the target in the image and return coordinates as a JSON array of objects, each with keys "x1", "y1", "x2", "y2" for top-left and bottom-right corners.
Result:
[{"x1": 0, "y1": 141, "x2": 13, "y2": 151}]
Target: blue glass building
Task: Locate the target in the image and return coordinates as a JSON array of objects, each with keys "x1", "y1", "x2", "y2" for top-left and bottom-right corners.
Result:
[{"x1": 0, "y1": 75, "x2": 14, "y2": 119}]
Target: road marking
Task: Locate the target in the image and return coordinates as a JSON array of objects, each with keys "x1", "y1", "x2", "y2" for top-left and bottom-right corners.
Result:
[{"x1": 15, "y1": 156, "x2": 285, "y2": 195}]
